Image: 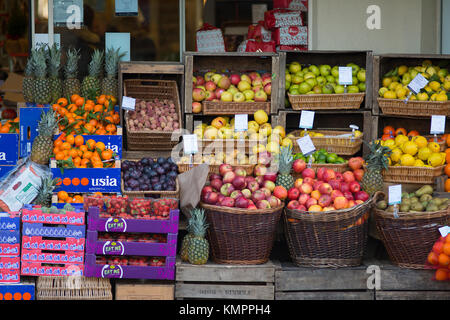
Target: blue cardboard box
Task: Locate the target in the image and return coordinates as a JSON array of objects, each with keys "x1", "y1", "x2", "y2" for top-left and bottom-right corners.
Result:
[
  {"x1": 19, "y1": 106, "x2": 50, "y2": 158},
  {"x1": 0, "y1": 214, "x2": 20, "y2": 231},
  {"x1": 0, "y1": 282, "x2": 35, "y2": 300},
  {"x1": 0, "y1": 134, "x2": 19, "y2": 165},
  {"x1": 0, "y1": 166, "x2": 15, "y2": 180},
  {"x1": 0, "y1": 230, "x2": 20, "y2": 244}
]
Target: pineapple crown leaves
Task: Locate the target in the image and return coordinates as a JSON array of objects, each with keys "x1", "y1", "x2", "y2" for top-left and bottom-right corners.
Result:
[
  {"x1": 64, "y1": 48, "x2": 81, "y2": 78},
  {"x1": 277, "y1": 144, "x2": 294, "y2": 174},
  {"x1": 363, "y1": 140, "x2": 391, "y2": 171},
  {"x1": 189, "y1": 208, "x2": 208, "y2": 237},
  {"x1": 88, "y1": 49, "x2": 104, "y2": 77},
  {"x1": 48, "y1": 43, "x2": 62, "y2": 78},
  {"x1": 37, "y1": 109, "x2": 60, "y2": 137},
  {"x1": 105, "y1": 47, "x2": 126, "y2": 78},
  {"x1": 25, "y1": 50, "x2": 36, "y2": 77},
  {"x1": 34, "y1": 176, "x2": 59, "y2": 206},
  {"x1": 33, "y1": 47, "x2": 48, "y2": 79}
]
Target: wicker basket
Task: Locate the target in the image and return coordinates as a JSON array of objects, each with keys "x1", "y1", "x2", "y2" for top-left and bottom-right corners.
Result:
[
  {"x1": 424, "y1": 135, "x2": 446, "y2": 152},
  {"x1": 284, "y1": 198, "x2": 373, "y2": 268},
  {"x1": 36, "y1": 276, "x2": 112, "y2": 300},
  {"x1": 373, "y1": 192, "x2": 450, "y2": 269},
  {"x1": 290, "y1": 130, "x2": 363, "y2": 156},
  {"x1": 202, "y1": 101, "x2": 271, "y2": 115},
  {"x1": 377, "y1": 98, "x2": 450, "y2": 117},
  {"x1": 291, "y1": 163, "x2": 350, "y2": 179},
  {"x1": 199, "y1": 138, "x2": 266, "y2": 155},
  {"x1": 124, "y1": 79, "x2": 182, "y2": 151},
  {"x1": 199, "y1": 202, "x2": 283, "y2": 265},
  {"x1": 288, "y1": 93, "x2": 365, "y2": 110},
  {"x1": 382, "y1": 165, "x2": 445, "y2": 184},
  {"x1": 178, "y1": 163, "x2": 255, "y2": 175}
]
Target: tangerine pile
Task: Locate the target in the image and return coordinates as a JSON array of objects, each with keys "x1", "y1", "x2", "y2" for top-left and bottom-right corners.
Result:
[
  {"x1": 427, "y1": 234, "x2": 450, "y2": 281},
  {"x1": 53, "y1": 134, "x2": 116, "y2": 168},
  {"x1": 52, "y1": 94, "x2": 120, "y2": 135},
  {"x1": 57, "y1": 191, "x2": 103, "y2": 204},
  {"x1": 0, "y1": 118, "x2": 19, "y2": 134}
]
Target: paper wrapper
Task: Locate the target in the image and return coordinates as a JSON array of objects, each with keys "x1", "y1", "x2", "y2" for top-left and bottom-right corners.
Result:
[
  {"x1": 264, "y1": 9, "x2": 303, "y2": 30},
  {"x1": 246, "y1": 40, "x2": 276, "y2": 53},
  {"x1": 196, "y1": 23, "x2": 226, "y2": 53},
  {"x1": 178, "y1": 163, "x2": 210, "y2": 219},
  {"x1": 273, "y1": 25, "x2": 307, "y2": 45},
  {"x1": 273, "y1": 0, "x2": 308, "y2": 11},
  {"x1": 248, "y1": 21, "x2": 272, "y2": 42}
]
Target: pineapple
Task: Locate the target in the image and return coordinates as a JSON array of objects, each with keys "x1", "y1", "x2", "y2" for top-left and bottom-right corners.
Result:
[
  {"x1": 275, "y1": 145, "x2": 294, "y2": 190},
  {"x1": 102, "y1": 48, "x2": 125, "y2": 99},
  {"x1": 33, "y1": 47, "x2": 51, "y2": 105},
  {"x1": 47, "y1": 44, "x2": 63, "y2": 103},
  {"x1": 34, "y1": 176, "x2": 59, "y2": 207},
  {"x1": 23, "y1": 49, "x2": 36, "y2": 103},
  {"x1": 180, "y1": 214, "x2": 195, "y2": 262},
  {"x1": 63, "y1": 48, "x2": 81, "y2": 97},
  {"x1": 81, "y1": 49, "x2": 104, "y2": 98},
  {"x1": 361, "y1": 141, "x2": 392, "y2": 196},
  {"x1": 187, "y1": 208, "x2": 209, "y2": 265},
  {"x1": 30, "y1": 109, "x2": 59, "y2": 165}
]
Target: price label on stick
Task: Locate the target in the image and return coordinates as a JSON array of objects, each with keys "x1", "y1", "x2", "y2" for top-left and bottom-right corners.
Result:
[
  {"x1": 439, "y1": 226, "x2": 450, "y2": 238},
  {"x1": 299, "y1": 110, "x2": 315, "y2": 129},
  {"x1": 121, "y1": 96, "x2": 135, "y2": 111},
  {"x1": 388, "y1": 185, "x2": 402, "y2": 205},
  {"x1": 407, "y1": 74, "x2": 429, "y2": 94},
  {"x1": 183, "y1": 134, "x2": 198, "y2": 155},
  {"x1": 234, "y1": 114, "x2": 248, "y2": 132},
  {"x1": 338, "y1": 67, "x2": 353, "y2": 85},
  {"x1": 296, "y1": 135, "x2": 316, "y2": 156},
  {"x1": 430, "y1": 115, "x2": 446, "y2": 135}
]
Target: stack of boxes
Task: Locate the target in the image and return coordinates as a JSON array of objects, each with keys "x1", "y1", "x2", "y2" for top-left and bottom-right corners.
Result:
[{"x1": 0, "y1": 212, "x2": 21, "y2": 283}]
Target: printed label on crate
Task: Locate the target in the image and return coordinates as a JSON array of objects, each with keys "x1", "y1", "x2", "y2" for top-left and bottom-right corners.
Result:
[
  {"x1": 21, "y1": 209, "x2": 85, "y2": 225},
  {"x1": 0, "y1": 283, "x2": 35, "y2": 300},
  {"x1": 21, "y1": 249, "x2": 84, "y2": 264},
  {"x1": 101, "y1": 264, "x2": 123, "y2": 278},
  {"x1": 21, "y1": 236, "x2": 85, "y2": 252},
  {"x1": 21, "y1": 262, "x2": 84, "y2": 277},
  {"x1": 0, "y1": 215, "x2": 20, "y2": 230},
  {"x1": 102, "y1": 241, "x2": 125, "y2": 255},
  {"x1": 105, "y1": 218, "x2": 127, "y2": 233},
  {"x1": 52, "y1": 167, "x2": 121, "y2": 193},
  {"x1": 0, "y1": 231, "x2": 20, "y2": 244},
  {"x1": 0, "y1": 270, "x2": 20, "y2": 283},
  {"x1": 22, "y1": 223, "x2": 86, "y2": 239},
  {"x1": 0, "y1": 244, "x2": 20, "y2": 256},
  {"x1": 0, "y1": 134, "x2": 19, "y2": 166},
  {"x1": 0, "y1": 257, "x2": 20, "y2": 270}
]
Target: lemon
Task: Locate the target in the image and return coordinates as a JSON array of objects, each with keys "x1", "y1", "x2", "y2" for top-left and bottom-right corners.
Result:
[
  {"x1": 395, "y1": 87, "x2": 407, "y2": 99},
  {"x1": 399, "y1": 154, "x2": 415, "y2": 166},
  {"x1": 417, "y1": 92, "x2": 429, "y2": 101},
  {"x1": 379, "y1": 87, "x2": 388, "y2": 97},
  {"x1": 266, "y1": 141, "x2": 280, "y2": 154},
  {"x1": 412, "y1": 136, "x2": 428, "y2": 148},
  {"x1": 417, "y1": 147, "x2": 432, "y2": 161},
  {"x1": 383, "y1": 90, "x2": 397, "y2": 99},
  {"x1": 427, "y1": 142, "x2": 440, "y2": 153},
  {"x1": 436, "y1": 93, "x2": 448, "y2": 101},
  {"x1": 398, "y1": 65, "x2": 408, "y2": 76},
  {"x1": 414, "y1": 159, "x2": 425, "y2": 166},
  {"x1": 272, "y1": 125, "x2": 286, "y2": 138},
  {"x1": 382, "y1": 77, "x2": 392, "y2": 88},
  {"x1": 254, "y1": 110, "x2": 268, "y2": 125},
  {"x1": 428, "y1": 153, "x2": 443, "y2": 167},
  {"x1": 443, "y1": 81, "x2": 450, "y2": 91},
  {"x1": 401, "y1": 141, "x2": 418, "y2": 156},
  {"x1": 430, "y1": 93, "x2": 438, "y2": 101},
  {"x1": 390, "y1": 148, "x2": 403, "y2": 163},
  {"x1": 394, "y1": 135, "x2": 408, "y2": 146},
  {"x1": 388, "y1": 82, "x2": 400, "y2": 91},
  {"x1": 410, "y1": 95, "x2": 417, "y2": 100},
  {"x1": 281, "y1": 137, "x2": 293, "y2": 148},
  {"x1": 384, "y1": 139, "x2": 396, "y2": 149},
  {"x1": 314, "y1": 132, "x2": 324, "y2": 137},
  {"x1": 429, "y1": 81, "x2": 441, "y2": 91}
]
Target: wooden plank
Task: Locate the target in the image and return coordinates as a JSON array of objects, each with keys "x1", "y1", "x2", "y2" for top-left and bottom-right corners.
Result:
[
  {"x1": 376, "y1": 291, "x2": 450, "y2": 300},
  {"x1": 372, "y1": 56, "x2": 380, "y2": 115},
  {"x1": 276, "y1": 291, "x2": 374, "y2": 300},
  {"x1": 365, "y1": 51, "x2": 374, "y2": 111},
  {"x1": 184, "y1": 55, "x2": 193, "y2": 114},
  {"x1": 378, "y1": 266, "x2": 450, "y2": 291},
  {"x1": 362, "y1": 111, "x2": 372, "y2": 158},
  {"x1": 176, "y1": 259, "x2": 276, "y2": 283},
  {"x1": 370, "y1": 115, "x2": 379, "y2": 142},
  {"x1": 278, "y1": 52, "x2": 287, "y2": 115},
  {"x1": 119, "y1": 61, "x2": 184, "y2": 75},
  {"x1": 275, "y1": 267, "x2": 369, "y2": 291},
  {"x1": 271, "y1": 55, "x2": 280, "y2": 114},
  {"x1": 123, "y1": 150, "x2": 172, "y2": 159},
  {"x1": 175, "y1": 283, "x2": 274, "y2": 300}
]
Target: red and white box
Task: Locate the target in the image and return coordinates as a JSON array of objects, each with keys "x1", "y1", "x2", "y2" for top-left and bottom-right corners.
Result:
[
  {"x1": 264, "y1": 9, "x2": 303, "y2": 30},
  {"x1": 277, "y1": 44, "x2": 308, "y2": 52},
  {"x1": 0, "y1": 257, "x2": 20, "y2": 283},
  {"x1": 196, "y1": 23, "x2": 225, "y2": 53},
  {"x1": 0, "y1": 270, "x2": 20, "y2": 283},
  {"x1": 273, "y1": 25, "x2": 308, "y2": 46},
  {"x1": 273, "y1": 0, "x2": 308, "y2": 11},
  {"x1": 248, "y1": 21, "x2": 272, "y2": 42}
]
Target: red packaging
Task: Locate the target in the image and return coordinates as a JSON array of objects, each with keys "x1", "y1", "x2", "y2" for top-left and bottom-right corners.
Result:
[
  {"x1": 273, "y1": 0, "x2": 308, "y2": 11},
  {"x1": 104, "y1": 195, "x2": 129, "y2": 217},
  {"x1": 248, "y1": 21, "x2": 272, "y2": 42},
  {"x1": 273, "y1": 26, "x2": 307, "y2": 46},
  {"x1": 129, "y1": 198, "x2": 152, "y2": 217},
  {"x1": 264, "y1": 9, "x2": 303, "y2": 30},
  {"x1": 196, "y1": 23, "x2": 226, "y2": 53},
  {"x1": 245, "y1": 40, "x2": 276, "y2": 53},
  {"x1": 83, "y1": 195, "x2": 105, "y2": 213}
]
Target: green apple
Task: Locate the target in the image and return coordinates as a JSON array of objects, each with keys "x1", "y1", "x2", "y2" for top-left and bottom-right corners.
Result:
[
  {"x1": 347, "y1": 85, "x2": 360, "y2": 93},
  {"x1": 410, "y1": 69, "x2": 419, "y2": 79},
  {"x1": 322, "y1": 84, "x2": 334, "y2": 94},
  {"x1": 438, "y1": 68, "x2": 448, "y2": 78},
  {"x1": 305, "y1": 78, "x2": 317, "y2": 88},
  {"x1": 401, "y1": 73, "x2": 411, "y2": 85},
  {"x1": 290, "y1": 84, "x2": 299, "y2": 90},
  {"x1": 326, "y1": 75, "x2": 336, "y2": 83},
  {"x1": 352, "y1": 76, "x2": 359, "y2": 85},
  {"x1": 285, "y1": 73, "x2": 292, "y2": 83},
  {"x1": 303, "y1": 72, "x2": 316, "y2": 80},
  {"x1": 319, "y1": 64, "x2": 331, "y2": 77},
  {"x1": 347, "y1": 63, "x2": 360, "y2": 76},
  {"x1": 357, "y1": 69, "x2": 366, "y2": 82},
  {"x1": 334, "y1": 85, "x2": 345, "y2": 94},
  {"x1": 309, "y1": 65, "x2": 320, "y2": 76},
  {"x1": 233, "y1": 92, "x2": 246, "y2": 102},
  {"x1": 316, "y1": 76, "x2": 326, "y2": 86},
  {"x1": 221, "y1": 91, "x2": 233, "y2": 101},
  {"x1": 289, "y1": 62, "x2": 302, "y2": 74},
  {"x1": 306, "y1": 91, "x2": 315, "y2": 94},
  {"x1": 358, "y1": 82, "x2": 366, "y2": 92},
  {"x1": 227, "y1": 87, "x2": 239, "y2": 96},
  {"x1": 243, "y1": 89, "x2": 255, "y2": 100},
  {"x1": 289, "y1": 88, "x2": 300, "y2": 95},
  {"x1": 302, "y1": 67, "x2": 310, "y2": 73},
  {"x1": 331, "y1": 66, "x2": 340, "y2": 78},
  {"x1": 212, "y1": 73, "x2": 222, "y2": 85},
  {"x1": 313, "y1": 85, "x2": 322, "y2": 94},
  {"x1": 285, "y1": 81, "x2": 291, "y2": 90},
  {"x1": 292, "y1": 75, "x2": 303, "y2": 84},
  {"x1": 298, "y1": 82, "x2": 312, "y2": 94}
]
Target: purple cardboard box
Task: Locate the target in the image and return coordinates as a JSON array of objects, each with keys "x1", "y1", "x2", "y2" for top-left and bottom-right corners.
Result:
[{"x1": 22, "y1": 223, "x2": 85, "y2": 239}]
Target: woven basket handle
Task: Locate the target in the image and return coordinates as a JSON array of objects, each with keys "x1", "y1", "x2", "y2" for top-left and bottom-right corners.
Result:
[{"x1": 373, "y1": 191, "x2": 386, "y2": 203}]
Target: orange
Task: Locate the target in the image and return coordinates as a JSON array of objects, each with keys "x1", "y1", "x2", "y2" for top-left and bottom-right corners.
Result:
[
  {"x1": 66, "y1": 197, "x2": 73, "y2": 203},
  {"x1": 73, "y1": 195, "x2": 84, "y2": 203},
  {"x1": 445, "y1": 164, "x2": 450, "y2": 177},
  {"x1": 57, "y1": 97, "x2": 68, "y2": 107},
  {"x1": 0, "y1": 126, "x2": 9, "y2": 133},
  {"x1": 53, "y1": 147, "x2": 60, "y2": 155},
  {"x1": 446, "y1": 153, "x2": 450, "y2": 166},
  {"x1": 407, "y1": 130, "x2": 419, "y2": 137},
  {"x1": 81, "y1": 158, "x2": 90, "y2": 166},
  {"x1": 82, "y1": 151, "x2": 93, "y2": 159},
  {"x1": 96, "y1": 129, "x2": 107, "y2": 135},
  {"x1": 70, "y1": 94, "x2": 80, "y2": 103},
  {"x1": 61, "y1": 142, "x2": 71, "y2": 150},
  {"x1": 55, "y1": 152, "x2": 65, "y2": 161},
  {"x1": 68, "y1": 104, "x2": 77, "y2": 113},
  {"x1": 383, "y1": 126, "x2": 395, "y2": 136},
  {"x1": 101, "y1": 149, "x2": 113, "y2": 161},
  {"x1": 95, "y1": 141, "x2": 106, "y2": 152},
  {"x1": 84, "y1": 123, "x2": 95, "y2": 134},
  {"x1": 59, "y1": 108, "x2": 68, "y2": 117},
  {"x1": 84, "y1": 104, "x2": 93, "y2": 112},
  {"x1": 92, "y1": 162, "x2": 104, "y2": 168},
  {"x1": 52, "y1": 104, "x2": 60, "y2": 112},
  {"x1": 445, "y1": 178, "x2": 450, "y2": 192},
  {"x1": 57, "y1": 191, "x2": 69, "y2": 201},
  {"x1": 69, "y1": 149, "x2": 79, "y2": 159},
  {"x1": 105, "y1": 124, "x2": 116, "y2": 133},
  {"x1": 94, "y1": 104, "x2": 104, "y2": 113},
  {"x1": 86, "y1": 139, "x2": 96, "y2": 150},
  {"x1": 438, "y1": 253, "x2": 450, "y2": 267},
  {"x1": 427, "y1": 252, "x2": 439, "y2": 265},
  {"x1": 97, "y1": 95, "x2": 106, "y2": 105},
  {"x1": 71, "y1": 177, "x2": 80, "y2": 186},
  {"x1": 88, "y1": 119, "x2": 98, "y2": 127},
  {"x1": 395, "y1": 128, "x2": 407, "y2": 136},
  {"x1": 80, "y1": 145, "x2": 88, "y2": 153},
  {"x1": 75, "y1": 97, "x2": 85, "y2": 107},
  {"x1": 73, "y1": 156, "x2": 81, "y2": 166},
  {"x1": 443, "y1": 243, "x2": 450, "y2": 256},
  {"x1": 74, "y1": 135, "x2": 84, "y2": 147},
  {"x1": 112, "y1": 114, "x2": 120, "y2": 124},
  {"x1": 91, "y1": 152, "x2": 101, "y2": 162},
  {"x1": 435, "y1": 269, "x2": 449, "y2": 281},
  {"x1": 66, "y1": 135, "x2": 75, "y2": 145}
]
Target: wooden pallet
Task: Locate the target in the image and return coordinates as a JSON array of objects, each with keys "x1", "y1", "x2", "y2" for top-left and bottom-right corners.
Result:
[
  {"x1": 115, "y1": 279, "x2": 175, "y2": 300},
  {"x1": 175, "y1": 258, "x2": 277, "y2": 300}
]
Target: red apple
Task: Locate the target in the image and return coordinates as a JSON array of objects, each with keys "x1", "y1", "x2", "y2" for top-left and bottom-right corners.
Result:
[
  {"x1": 343, "y1": 171, "x2": 356, "y2": 183},
  {"x1": 343, "y1": 191, "x2": 354, "y2": 201},
  {"x1": 247, "y1": 180, "x2": 260, "y2": 193},
  {"x1": 331, "y1": 189, "x2": 344, "y2": 201},
  {"x1": 210, "y1": 179, "x2": 223, "y2": 192},
  {"x1": 215, "y1": 88, "x2": 225, "y2": 99},
  {"x1": 294, "y1": 178, "x2": 303, "y2": 189},
  {"x1": 334, "y1": 196, "x2": 349, "y2": 210},
  {"x1": 196, "y1": 76, "x2": 206, "y2": 86},
  {"x1": 354, "y1": 190, "x2": 369, "y2": 202},
  {"x1": 299, "y1": 183, "x2": 313, "y2": 195},
  {"x1": 273, "y1": 186, "x2": 288, "y2": 200},
  {"x1": 230, "y1": 74, "x2": 241, "y2": 86},
  {"x1": 317, "y1": 167, "x2": 327, "y2": 181},
  {"x1": 340, "y1": 182, "x2": 350, "y2": 193},
  {"x1": 302, "y1": 168, "x2": 316, "y2": 179},
  {"x1": 328, "y1": 179, "x2": 341, "y2": 191},
  {"x1": 257, "y1": 199, "x2": 271, "y2": 209},
  {"x1": 349, "y1": 181, "x2": 361, "y2": 193},
  {"x1": 202, "y1": 186, "x2": 214, "y2": 197},
  {"x1": 244, "y1": 176, "x2": 256, "y2": 185},
  {"x1": 235, "y1": 197, "x2": 249, "y2": 208},
  {"x1": 263, "y1": 172, "x2": 277, "y2": 182},
  {"x1": 318, "y1": 183, "x2": 333, "y2": 195},
  {"x1": 230, "y1": 190, "x2": 243, "y2": 199},
  {"x1": 267, "y1": 195, "x2": 281, "y2": 208},
  {"x1": 234, "y1": 168, "x2": 247, "y2": 177},
  {"x1": 305, "y1": 197, "x2": 318, "y2": 209},
  {"x1": 241, "y1": 189, "x2": 252, "y2": 199},
  {"x1": 297, "y1": 204, "x2": 307, "y2": 211},
  {"x1": 313, "y1": 180, "x2": 324, "y2": 191},
  {"x1": 303, "y1": 177, "x2": 315, "y2": 185},
  {"x1": 220, "y1": 183, "x2": 235, "y2": 197},
  {"x1": 292, "y1": 159, "x2": 306, "y2": 174},
  {"x1": 210, "y1": 173, "x2": 221, "y2": 181},
  {"x1": 217, "y1": 193, "x2": 225, "y2": 204},
  {"x1": 353, "y1": 169, "x2": 364, "y2": 182},
  {"x1": 223, "y1": 171, "x2": 236, "y2": 184},
  {"x1": 348, "y1": 200, "x2": 356, "y2": 208},
  {"x1": 254, "y1": 164, "x2": 268, "y2": 176},
  {"x1": 287, "y1": 200, "x2": 300, "y2": 210},
  {"x1": 205, "y1": 91, "x2": 216, "y2": 101},
  {"x1": 288, "y1": 187, "x2": 300, "y2": 200},
  {"x1": 192, "y1": 88, "x2": 206, "y2": 102},
  {"x1": 205, "y1": 81, "x2": 216, "y2": 92},
  {"x1": 318, "y1": 194, "x2": 332, "y2": 207},
  {"x1": 203, "y1": 191, "x2": 219, "y2": 205},
  {"x1": 335, "y1": 172, "x2": 344, "y2": 181},
  {"x1": 220, "y1": 197, "x2": 235, "y2": 207},
  {"x1": 232, "y1": 176, "x2": 247, "y2": 190},
  {"x1": 192, "y1": 102, "x2": 202, "y2": 113},
  {"x1": 322, "y1": 169, "x2": 336, "y2": 182},
  {"x1": 298, "y1": 193, "x2": 310, "y2": 206},
  {"x1": 247, "y1": 204, "x2": 257, "y2": 210},
  {"x1": 219, "y1": 164, "x2": 233, "y2": 176},
  {"x1": 263, "y1": 180, "x2": 275, "y2": 192},
  {"x1": 255, "y1": 176, "x2": 265, "y2": 187},
  {"x1": 260, "y1": 187, "x2": 271, "y2": 198},
  {"x1": 264, "y1": 83, "x2": 272, "y2": 95},
  {"x1": 348, "y1": 157, "x2": 363, "y2": 170},
  {"x1": 252, "y1": 190, "x2": 266, "y2": 203},
  {"x1": 218, "y1": 76, "x2": 231, "y2": 90}
]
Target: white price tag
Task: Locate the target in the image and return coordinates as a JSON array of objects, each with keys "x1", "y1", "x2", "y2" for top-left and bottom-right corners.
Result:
[
  {"x1": 338, "y1": 67, "x2": 353, "y2": 85},
  {"x1": 430, "y1": 115, "x2": 446, "y2": 135},
  {"x1": 234, "y1": 114, "x2": 248, "y2": 132},
  {"x1": 439, "y1": 226, "x2": 450, "y2": 238},
  {"x1": 388, "y1": 185, "x2": 402, "y2": 205},
  {"x1": 121, "y1": 96, "x2": 136, "y2": 111},
  {"x1": 299, "y1": 111, "x2": 315, "y2": 129},
  {"x1": 296, "y1": 135, "x2": 316, "y2": 155},
  {"x1": 407, "y1": 74, "x2": 429, "y2": 94},
  {"x1": 183, "y1": 134, "x2": 198, "y2": 155},
  {"x1": 34, "y1": 34, "x2": 61, "y2": 49}
]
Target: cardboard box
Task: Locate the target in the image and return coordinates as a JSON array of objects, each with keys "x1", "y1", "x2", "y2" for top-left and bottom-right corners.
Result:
[
  {"x1": 0, "y1": 281, "x2": 35, "y2": 300},
  {"x1": 115, "y1": 282, "x2": 174, "y2": 300},
  {"x1": 19, "y1": 106, "x2": 50, "y2": 158}
]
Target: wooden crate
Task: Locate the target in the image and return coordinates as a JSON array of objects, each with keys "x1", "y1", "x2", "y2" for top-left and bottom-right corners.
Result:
[
  {"x1": 275, "y1": 262, "x2": 374, "y2": 300},
  {"x1": 115, "y1": 280, "x2": 174, "y2": 300},
  {"x1": 36, "y1": 276, "x2": 112, "y2": 300},
  {"x1": 175, "y1": 258, "x2": 277, "y2": 300},
  {"x1": 276, "y1": 110, "x2": 372, "y2": 158},
  {"x1": 183, "y1": 52, "x2": 280, "y2": 114},
  {"x1": 278, "y1": 50, "x2": 373, "y2": 111},
  {"x1": 372, "y1": 53, "x2": 450, "y2": 115}
]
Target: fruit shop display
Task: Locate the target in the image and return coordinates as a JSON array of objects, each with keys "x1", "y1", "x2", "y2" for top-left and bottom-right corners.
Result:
[
  {"x1": 379, "y1": 60, "x2": 450, "y2": 101},
  {"x1": 426, "y1": 234, "x2": 450, "y2": 281},
  {"x1": 121, "y1": 158, "x2": 178, "y2": 192},
  {"x1": 180, "y1": 208, "x2": 210, "y2": 265},
  {"x1": 200, "y1": 163, "x2": 285, "y2": 209},
  {"x1": 285, "y1": 61, "x2": 367, "y2": 96},
  {"x1": 126, "y1": 98, "x2": 180, "y2": 132},
  {"x1": 361, "y1": 141, "x2": 390, "y2": 196},
  {"x1": 0, "y1": 118, "x2": 19, "y2": 134},
  {"x1": 191, "y1": 71, "x2": 272, "y2": 113},
  {"x1": 53, "y1": 134, "x2": 117, "y2": 168},
  {"x1": 375, "y1": 185, "x2": 448, "y2": 213},
  {"x1": 95, "y1": 256, "x2": 166, "y2": 267}
]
